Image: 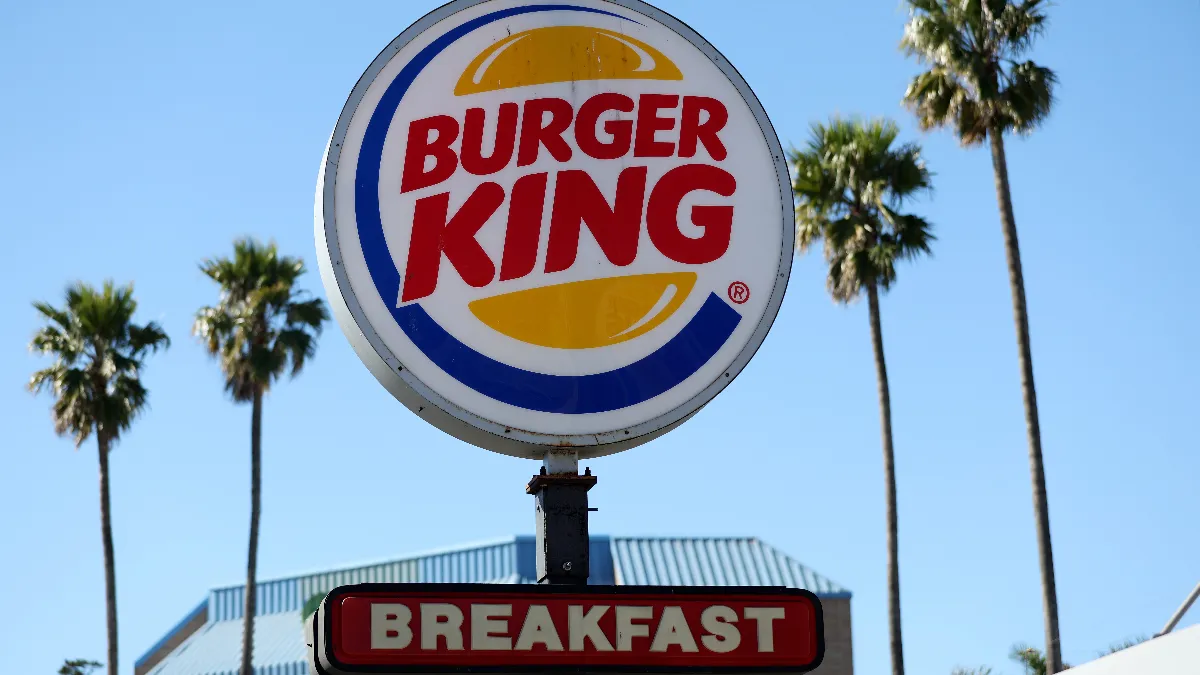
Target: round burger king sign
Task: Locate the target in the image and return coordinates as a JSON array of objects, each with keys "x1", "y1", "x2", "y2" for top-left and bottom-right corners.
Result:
[{"x1": 316, "y1": 0, "x2": 793, "y2": 458}]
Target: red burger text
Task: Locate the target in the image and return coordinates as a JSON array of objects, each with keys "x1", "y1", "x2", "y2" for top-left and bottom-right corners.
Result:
[{"x1": 396, "y1": 93, "x2": 736, "y2": 303}]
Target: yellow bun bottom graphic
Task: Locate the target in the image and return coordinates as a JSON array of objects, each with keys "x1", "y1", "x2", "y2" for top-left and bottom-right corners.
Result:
[
  {"x1": 468, "y1": 272, "x2": 697, "y2": 349},
  {"x1": 454, "y1": 25, "x2": 683, "y2": 95}
]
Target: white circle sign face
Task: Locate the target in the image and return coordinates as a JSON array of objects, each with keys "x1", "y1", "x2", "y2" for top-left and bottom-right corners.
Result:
[{"x1": 316, "y1": 0, "x2": 793, "y2": 459}]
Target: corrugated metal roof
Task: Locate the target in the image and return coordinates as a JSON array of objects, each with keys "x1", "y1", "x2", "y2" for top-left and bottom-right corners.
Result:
[
  {"x1": 207, "y1": 538, "x2": 530, "y2": 622},
  {"x1": 136, "y1": 600, "x2": 208, "y2": 673},
  {"x1": 145, "y1": 611, "x2": 308, "y2": 675},
  {"x1": 139, "y1": 534, "x2": 849, "y2": 675},
  {"x1": 611, "y1": 537, "x2": 848, "y2": 594}
]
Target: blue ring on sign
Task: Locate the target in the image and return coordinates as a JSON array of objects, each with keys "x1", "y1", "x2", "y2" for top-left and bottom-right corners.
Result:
[
  {"x1": 355, "y1": 4, "x2": 741, "y2": 414},
  {"x1": 396, "y1": 294, "x2": 740, "y2": 414}
]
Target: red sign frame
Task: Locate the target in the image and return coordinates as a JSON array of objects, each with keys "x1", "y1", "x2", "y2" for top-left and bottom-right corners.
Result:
[{"x1": 306, "y1": 584, "x2": 825, "y2": 675}]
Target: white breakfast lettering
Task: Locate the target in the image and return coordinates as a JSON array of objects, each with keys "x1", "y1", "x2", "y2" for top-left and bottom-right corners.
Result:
[{"x1": 743, "y1": 607, "x2": 785, "y2": 653}]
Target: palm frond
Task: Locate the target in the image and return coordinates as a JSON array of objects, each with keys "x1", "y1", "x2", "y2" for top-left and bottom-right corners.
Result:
[
  {"x1": 59, "y1": 658, "x2": 104, "y2": 675},
  {"x1": 274, "y1": 328, "x2": 316, "y2": 378},
  {"x1": 287, "y1": 296, "x2": 330, "y2": 331},
  {"x1": 904, "y1": 67, "x2": 989, "y2": 145},
  {"x1": 33, "y1": 300, "x2": 74, "y2": 332},
  {"x1": 882, "y1": 141, "x2": 933, "y2": 202},
  {"x1": 30, "y1": 325, "x2": 84, "y2": 364},
  {"x1": 193, "y1": 305, "x2": 236, "y2": 355},
  {"x1": 107, "y1": 373, "x2": 149, "y2": 435},
  {"x1": 995, "y1": 0, "x2": 1049, "y2": 57},
  {"x1": 1010, "y1": 643, "x2": 1047, "y2": 675},
  {"x1": 128, "y1": 321, "x2": 171, "y2": 357},
  {"x1": 1000, "y1": 60, "x2": 1057, "y2": 133},
  {"x1": 1101, "y1": 635, "x2": 1147, "y2": 656}
]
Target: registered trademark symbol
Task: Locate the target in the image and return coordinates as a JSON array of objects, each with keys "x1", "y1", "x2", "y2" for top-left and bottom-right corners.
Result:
[{"x1": 727, "y1": 281, "x2": 750, "y2": 304}]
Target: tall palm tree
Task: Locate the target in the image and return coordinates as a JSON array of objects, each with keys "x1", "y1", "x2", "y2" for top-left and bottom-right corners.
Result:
[
  {"x1": 900, "y1": 2, "x2": 1061, "y2": 670},
  {"x1": 790, "y1": 117, "x2": 933, "y2": 675},
  {"x1": 194, "y1": 238, "x2": 328, "y2": 675},
  {"x1": 28, "y1": 281, "x2": 170, "y2": 675}
]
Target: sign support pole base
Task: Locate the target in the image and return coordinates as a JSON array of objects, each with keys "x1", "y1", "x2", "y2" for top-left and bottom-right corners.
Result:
[{"x1": 527, "y1": 451, "x2": 595, "y2": 585}]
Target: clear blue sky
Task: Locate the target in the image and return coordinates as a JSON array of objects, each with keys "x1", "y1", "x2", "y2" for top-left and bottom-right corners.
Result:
[{"x1": 2, "y1": 1, "x2": 1197, "y2": 674}]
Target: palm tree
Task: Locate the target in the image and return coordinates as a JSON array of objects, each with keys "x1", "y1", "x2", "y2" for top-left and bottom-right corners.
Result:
[
  {"x1": 194, "y1": 238, "x2": 328, "y2": 675},
  {"x1": 900, "y1": 2, "x2": 1060, "y2": 670},
  {"x1": 790, "y1": 117, "x2": 933, "y2": 675},
  {"x1": 28, "y1": 281, "x2": 170, "y2": 675}
]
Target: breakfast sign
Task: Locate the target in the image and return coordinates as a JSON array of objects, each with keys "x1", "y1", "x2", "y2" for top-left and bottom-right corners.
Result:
[
  {"x1": 306, "y1": 585, "x2": 824, "y2": 675},
  {"x1": 313, "y1": 0, "x2": 811, "y2": 671}
]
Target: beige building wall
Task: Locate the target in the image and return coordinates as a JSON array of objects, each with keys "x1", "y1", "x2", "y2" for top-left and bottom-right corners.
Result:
[{"x1": 813, "y1": 596, "x2": 853, "y2": 675}]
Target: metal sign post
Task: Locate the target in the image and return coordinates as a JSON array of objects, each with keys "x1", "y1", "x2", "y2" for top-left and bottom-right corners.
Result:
[{"x1": 528, "y1": 451, "x2": 596, "y2": 585}]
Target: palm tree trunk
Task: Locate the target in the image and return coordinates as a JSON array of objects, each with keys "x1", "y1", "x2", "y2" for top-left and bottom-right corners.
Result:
[
  {"x1": 97, "y1": 431, "x2": 119, "y2": 675},
  {"x1": 866, "y1": 283, "x2": 904, "y2": 675},
  {"x1": 240, "y1": 387, "x2": 263, "y2": 675},
  {"x1": 988, "y1": 129, "x2": 1062, "y2": 674}
]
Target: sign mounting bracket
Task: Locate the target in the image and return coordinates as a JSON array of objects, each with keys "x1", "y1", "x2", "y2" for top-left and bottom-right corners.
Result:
[{"x1": 527, "y1": 450, "x2": 595, "y2": 585}]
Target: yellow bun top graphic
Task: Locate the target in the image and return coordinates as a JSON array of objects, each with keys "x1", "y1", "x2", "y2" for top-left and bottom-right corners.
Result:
[
  {"x1": 468, "y1": 273, "x2": 696, "y2": 350},
  {"x1": 455, "y1": 25, "x2": 683, "y2": 96}
]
